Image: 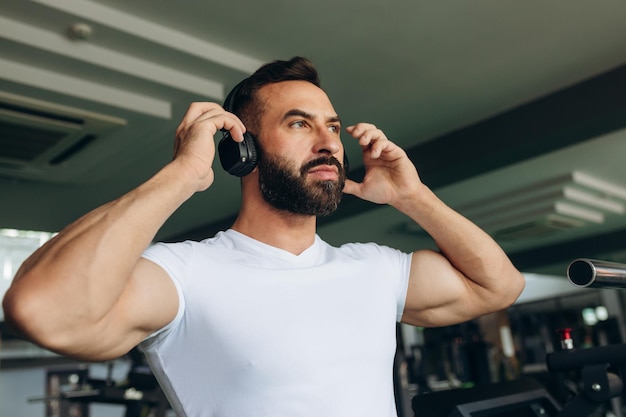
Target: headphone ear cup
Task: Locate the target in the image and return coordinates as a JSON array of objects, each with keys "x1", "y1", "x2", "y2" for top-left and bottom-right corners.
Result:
[{"x1": 218, "y1": 132, "x2": 258, "y2": 177}]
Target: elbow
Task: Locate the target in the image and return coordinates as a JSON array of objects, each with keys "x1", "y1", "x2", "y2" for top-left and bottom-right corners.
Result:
[
  {"x1": 2, "y1": 285, "x2": 35, "y2": 341},
  {"x1": 511, "y1": 270, "x2": 526, "y2": 301},
  {"x1": 2, "y1": 281, "x2": 67, "y2": 354},
  {"x1": 496, "y1": 270, "x2": 526, "y2": 311},
  {"x1": 3, "y1": 278, "x2": 129, "y2": 362}
]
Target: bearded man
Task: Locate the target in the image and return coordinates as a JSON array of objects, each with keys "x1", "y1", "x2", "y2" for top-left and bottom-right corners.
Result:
[{"x1": 3, "y1": 57, "x2": 525, "y2": 417}]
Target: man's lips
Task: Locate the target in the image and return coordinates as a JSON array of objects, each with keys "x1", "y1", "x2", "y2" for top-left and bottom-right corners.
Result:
[{"x1": 307, "y1": 165, "x2": 339, "y2": 180}]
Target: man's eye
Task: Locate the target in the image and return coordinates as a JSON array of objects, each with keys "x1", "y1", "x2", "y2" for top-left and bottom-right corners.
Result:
[
  {"x1": 328, "y1": 125, "x2": 340, "y2": 133},
  {"x1": 291, "y1": 121, "x2": 306, "y2": 128}
]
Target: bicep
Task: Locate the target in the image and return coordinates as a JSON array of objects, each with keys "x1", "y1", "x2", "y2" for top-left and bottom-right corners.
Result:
[
  {"x1": 123, "y1": 258, "x2": 180, "y2": 335},
  {"x1": 91, "y1": 258, "x2": 180, "y2": 360},
  {"x1": 400, "y1": 250, "x2": 487, "y2": 327}
]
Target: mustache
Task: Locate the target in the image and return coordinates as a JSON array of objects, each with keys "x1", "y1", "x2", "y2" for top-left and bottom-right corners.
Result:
[{"x1": 300, "y1": 156, "x2": 344, "y2": 176}]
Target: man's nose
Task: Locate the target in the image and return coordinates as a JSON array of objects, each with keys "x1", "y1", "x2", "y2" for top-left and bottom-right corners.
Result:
[{"x1": 313, "y1": 128, "x2": 341, "y2": 156}]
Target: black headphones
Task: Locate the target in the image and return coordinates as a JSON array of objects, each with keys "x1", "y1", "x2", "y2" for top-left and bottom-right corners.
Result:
[
  {"x1": 218, "y1": 80, "x2": 349, "y2": 177},
  {"x1": 217, "y1": 80, "x2": 258, "y2": 177}
]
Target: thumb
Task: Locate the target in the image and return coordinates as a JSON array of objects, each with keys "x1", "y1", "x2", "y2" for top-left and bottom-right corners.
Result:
[{"x1": 342, "y1": 179, "x2": 362, "y2": 197}]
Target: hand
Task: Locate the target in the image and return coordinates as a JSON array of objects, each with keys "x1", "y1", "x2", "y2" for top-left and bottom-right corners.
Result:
[
  {"x1": 343, "y1": 123, "x2": 422, "y2": 209},
  {"x1": 173, "y1": 102, "x2": 247, "y2": 192}
]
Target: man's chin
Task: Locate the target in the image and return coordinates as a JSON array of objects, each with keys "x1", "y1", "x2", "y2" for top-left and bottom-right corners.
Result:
[
  {"x1": 309, "y1": 178, "x2": 345, "y2": 191},
  {"x1": 311, "y1": 193, "x2": 343, "y2": 217}
]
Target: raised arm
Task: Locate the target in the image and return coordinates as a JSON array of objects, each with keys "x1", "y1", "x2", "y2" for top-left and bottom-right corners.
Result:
[
  {"x1": 343, "y1": 123, "x2": 525, "y2": 327},
  {"x1": 2, "y1": 103, "x2": 246, "y2": 361}
]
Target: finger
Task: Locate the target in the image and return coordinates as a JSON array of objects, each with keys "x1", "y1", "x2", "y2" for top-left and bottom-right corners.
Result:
[
  {"x1": 177, "y1": 103, "x2": 246, "y2": 141},
  {"x1": 346, "y1": 123, "x2": 377, "y2": 138},
  {"x1": 176, "y1": 102, "x2": 221, "y2": 133},
  {"x1": 346, "y1": 124, "x2": 385, "y2": 144},
  {"x1": 219, "y1": 117, "x2": 247, "y2": 142},
  {"x1": 182, "y1": 102, "x2": 221, "y2": 121},
  {"x1": 350, "y1": 129, "x2": 389, "y2": 158},
  {"x1": 191, "y1": 110, "x2": 247, "y2": 140},
  {"x1": 368, "y1": 135, "x2": 390, "y2": 159}
]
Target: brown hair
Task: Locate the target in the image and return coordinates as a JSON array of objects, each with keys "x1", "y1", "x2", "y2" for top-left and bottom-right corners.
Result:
[{"x1": 225, "y1": 56, "x2": 321, "y2": 133}]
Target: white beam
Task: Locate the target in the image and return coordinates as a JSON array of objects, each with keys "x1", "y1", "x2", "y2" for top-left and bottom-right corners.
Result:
[
  {"x1": 515, "y1": 273, "x2": 585, "y2": 304},
  {"x1": 0, "y1": 58, "x2": 171, "y2": 119},
  {"x1": 31, "y1": 0, "x2": 264, "y2": 74},
  {"x1": 0, "y1": 16, "x2": 223, "y2": 99}
]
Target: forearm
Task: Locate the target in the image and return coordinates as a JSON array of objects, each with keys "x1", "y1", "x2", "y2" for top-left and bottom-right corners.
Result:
[{"x1": 3, "y1": 161, "x2": 197, "y2": 341}]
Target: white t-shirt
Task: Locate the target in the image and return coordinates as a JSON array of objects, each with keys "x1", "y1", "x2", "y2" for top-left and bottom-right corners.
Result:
[{"x1": 139, "y1": 229, "x2": 411, "y2": 417}]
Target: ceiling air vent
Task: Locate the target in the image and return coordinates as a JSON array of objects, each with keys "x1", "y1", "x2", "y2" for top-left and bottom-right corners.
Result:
[
  {"x1": 392, "y1": 172, "x2": 626, "y2": 243},
  {"x1": 459, "y1": 172, "x2": 626, "y2": 242},
  {"x1": 0, "y1": 91, "x2": 126, "y2": 178},
  {"x1": 493, "y1": 213, "x2": 585, "y2": 240}
]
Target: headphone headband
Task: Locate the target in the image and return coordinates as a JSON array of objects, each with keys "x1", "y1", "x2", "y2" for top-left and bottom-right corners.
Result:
[{"x1": 223, "y1": 78, "x2": 249, "y2": 115}]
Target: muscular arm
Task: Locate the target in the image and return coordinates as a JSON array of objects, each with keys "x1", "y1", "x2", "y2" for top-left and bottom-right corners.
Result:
[
  {"x1": 398, "y1": 185, "x2": 525, "y2": 326},
  {"x1": 343, "y1": 123, "x2": 525, "y2": 327},
  {"x1": 2, "y1": 103, "x2": 246, "y2": 360}
]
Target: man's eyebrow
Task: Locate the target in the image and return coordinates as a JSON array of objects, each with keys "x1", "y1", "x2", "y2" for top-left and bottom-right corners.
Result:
[{"x1": 283, "y1": 109, "x2": 342, "y2": 124}]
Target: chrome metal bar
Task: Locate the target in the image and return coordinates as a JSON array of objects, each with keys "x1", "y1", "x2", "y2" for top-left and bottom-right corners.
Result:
[{"x1": 567, "y1": 258, "x2": 626, "y2": 289}]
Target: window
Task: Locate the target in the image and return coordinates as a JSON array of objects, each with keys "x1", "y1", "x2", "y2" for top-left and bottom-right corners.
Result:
[{"x1": 0, "y1": 229, "x2": 55, "y2": 320}]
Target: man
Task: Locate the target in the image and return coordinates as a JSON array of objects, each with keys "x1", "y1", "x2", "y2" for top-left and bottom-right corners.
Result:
[{"x1": 3, "y1": 57, "x2": 524, "y2": 416}]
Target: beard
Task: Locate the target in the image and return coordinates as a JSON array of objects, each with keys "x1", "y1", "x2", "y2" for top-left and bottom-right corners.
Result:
[{"x1": 257, "y1": 151, "x2": 346, "y2": 216}]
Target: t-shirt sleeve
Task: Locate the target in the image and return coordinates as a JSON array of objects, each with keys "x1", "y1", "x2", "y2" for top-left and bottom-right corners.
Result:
[
  {"x1": 340, "y1": 242, "x2": 412, "y2": 322},
  {"x1": 140, "y1": 241, "x2": 193, "y2": 340},
  {"x1": 383, "y1": 246, "x2": 411, "y2": 322}
]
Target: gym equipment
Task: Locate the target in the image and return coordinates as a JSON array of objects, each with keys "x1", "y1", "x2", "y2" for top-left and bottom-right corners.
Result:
[
  {"x1": 411, "y1": 377, "x2": 561, "y2": 416},
  {"x1": 412, "y1": 259, "x2": 626, "y2": 417},
  {"x1": 29, "y1": 349, "x2": 170, "y2": 417},
  {"x1": 567, "y1": 258, "x2": 626, "y2": 289}
]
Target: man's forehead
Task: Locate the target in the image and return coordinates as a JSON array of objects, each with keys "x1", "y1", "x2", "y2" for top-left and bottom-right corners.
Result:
[
  {"x1": 258, "y1": 81, "x2": 336, "y2": 117},
  {"x1": 259, "y1": 79, "x2": 320, "y2": 95}
]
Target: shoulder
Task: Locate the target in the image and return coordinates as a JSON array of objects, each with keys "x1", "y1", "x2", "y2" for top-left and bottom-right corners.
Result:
[
  {"x1": 317, "y1": 238, "x2": 411, "y2": 271},
  {"x1": 332, "y1": 240, "x2": 410, "y2": 260},
  {"x1": 143, "y1": 231, "x2": 235, "y2": 261},
  {"x1": 144, "y1": 240, "x2": 196, "y2": 258}
]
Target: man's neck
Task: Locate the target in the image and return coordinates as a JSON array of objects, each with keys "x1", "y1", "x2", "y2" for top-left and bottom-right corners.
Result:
[{"x1": 231, "y1": 204, "x2": 317, "y2": 255}]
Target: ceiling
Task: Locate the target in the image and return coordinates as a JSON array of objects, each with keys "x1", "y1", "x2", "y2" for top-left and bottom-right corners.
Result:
[{"x1": 1, "y1": 0, "x2": 626, "y2": 284}]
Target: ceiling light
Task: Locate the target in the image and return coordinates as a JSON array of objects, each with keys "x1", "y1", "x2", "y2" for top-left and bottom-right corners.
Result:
[{"x1": 67, "y1": 22, "x2": 93, "y2": 41}]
